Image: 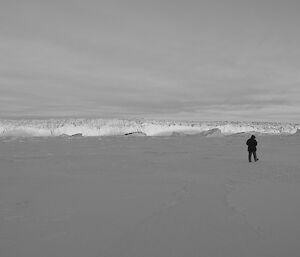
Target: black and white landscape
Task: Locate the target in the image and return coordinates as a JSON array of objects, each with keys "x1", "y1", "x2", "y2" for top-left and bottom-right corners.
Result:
[{"x1": 1, "y1": 1, "x2": 300, "y2": 257}]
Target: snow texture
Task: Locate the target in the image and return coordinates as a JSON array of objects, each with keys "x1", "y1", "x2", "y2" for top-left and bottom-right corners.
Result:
[{"x1": 1, "y1": 135, "x2": 300, "y2": 257}]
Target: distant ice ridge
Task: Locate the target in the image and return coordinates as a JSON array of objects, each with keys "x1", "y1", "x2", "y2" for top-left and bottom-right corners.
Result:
[{"x1": 0, "y1": 118, "x2": 299, "y2": 137}]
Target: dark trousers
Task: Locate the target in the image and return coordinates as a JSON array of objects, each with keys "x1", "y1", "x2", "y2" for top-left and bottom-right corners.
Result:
[{"x1": 248, "y1": 151, "x2": 257, "y2": 162}]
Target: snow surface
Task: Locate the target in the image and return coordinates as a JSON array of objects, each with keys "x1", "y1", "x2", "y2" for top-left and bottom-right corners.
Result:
[
  {"x1": 0, "y1": 135, "x2": 300, "y2": 257},
  {"x1": 0, "y1": 118, "x2": 299, "y2": 137}
]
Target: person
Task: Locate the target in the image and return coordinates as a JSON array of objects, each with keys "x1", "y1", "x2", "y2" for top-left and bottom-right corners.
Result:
[{"x1": 246, "y1": 135, "x2": 259, "y2": 162}]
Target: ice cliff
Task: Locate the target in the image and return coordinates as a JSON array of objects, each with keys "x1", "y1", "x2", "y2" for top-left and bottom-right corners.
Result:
[{"x1": 0, "y1": 118, "x2": 298, "y2": 137}]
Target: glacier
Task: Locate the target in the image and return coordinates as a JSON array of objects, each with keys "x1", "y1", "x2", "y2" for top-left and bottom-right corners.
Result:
[{"x1": 0, "y1": 118, "x2": 299, "y2": 137}]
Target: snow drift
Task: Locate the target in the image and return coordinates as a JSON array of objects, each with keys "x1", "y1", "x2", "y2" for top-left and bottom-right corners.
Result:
[{"x1": 292, "y1": 129, "x2": 300, "y2": 136}]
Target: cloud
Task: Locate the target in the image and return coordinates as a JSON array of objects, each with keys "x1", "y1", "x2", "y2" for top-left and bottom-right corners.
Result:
[{"x1": 0, "y1": 0, "x2": 300, "y2": 122}]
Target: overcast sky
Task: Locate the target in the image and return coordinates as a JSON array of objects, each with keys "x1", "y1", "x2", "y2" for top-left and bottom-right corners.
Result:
[{"x1": 1, "y1": 0, "x2": 300, "y2": 122}]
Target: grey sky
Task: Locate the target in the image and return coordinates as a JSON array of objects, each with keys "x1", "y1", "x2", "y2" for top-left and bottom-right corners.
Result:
[{"x1": 1, "y1": 0, "x2": 300, "y2": 122}]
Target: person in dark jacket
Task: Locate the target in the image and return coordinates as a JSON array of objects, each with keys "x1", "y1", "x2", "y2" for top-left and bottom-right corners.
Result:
[{"x1": 246, "y1": 135, "x2": 258, "y2": 162}]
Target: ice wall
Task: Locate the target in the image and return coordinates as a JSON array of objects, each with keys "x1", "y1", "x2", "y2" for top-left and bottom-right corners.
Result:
[{"x1": 0, "y1": 118, "x2": 298, "y2": 137}]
